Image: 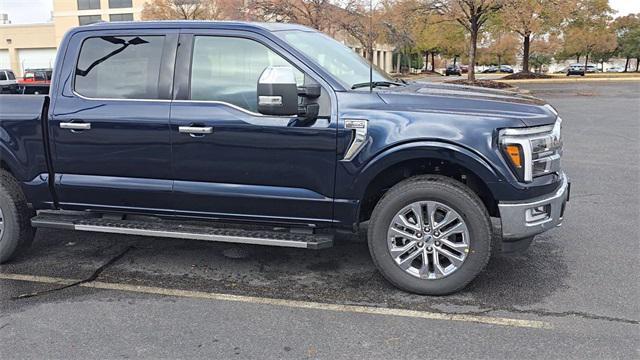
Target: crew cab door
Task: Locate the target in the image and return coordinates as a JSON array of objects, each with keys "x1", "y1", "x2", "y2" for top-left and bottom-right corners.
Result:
[
  {"x1": 170, "y1": 31, "x2": 337, "y2": 225},
  {"x1": 49, "y1": 30, "x2": 177, "y2": 212}
]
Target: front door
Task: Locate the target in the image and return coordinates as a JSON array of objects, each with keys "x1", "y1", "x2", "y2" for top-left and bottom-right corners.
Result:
[
  {"x1": 50, "y1": 31, "x2": 177, "y2": 213},
  {"x1": 170, "y1": 33, "x2": 337, "y2": 225}
]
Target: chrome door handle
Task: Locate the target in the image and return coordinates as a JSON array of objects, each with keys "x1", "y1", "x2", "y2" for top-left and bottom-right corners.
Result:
[
  {"x1": 60, "y1": 122, "x2": 91, "y2": 130},
  {"x1": 179, "y1": 126, "x2": 213, "y2": 135}
]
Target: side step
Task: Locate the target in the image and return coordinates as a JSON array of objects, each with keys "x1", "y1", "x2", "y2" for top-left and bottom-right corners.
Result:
[{"x1": 31, "y1": 211, "x2": 333, "y2": 250}]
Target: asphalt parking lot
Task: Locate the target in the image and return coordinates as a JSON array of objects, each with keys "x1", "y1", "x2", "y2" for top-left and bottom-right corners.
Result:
[{"x1": 1, "y1": 81, "x2": 638, "y2": 359}]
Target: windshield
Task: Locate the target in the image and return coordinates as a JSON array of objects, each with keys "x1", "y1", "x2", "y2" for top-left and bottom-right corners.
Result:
[{"x1": 276, "y1": 30, "x2": 393, "y2": 89}]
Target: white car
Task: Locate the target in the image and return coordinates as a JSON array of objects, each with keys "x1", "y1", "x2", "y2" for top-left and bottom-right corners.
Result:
[
  {"x1": 606, "y1": 66, "x2": 624, "y2": 73},
  {"x1": 0, "y1": 69, "x2": 17, "y2": 93}
]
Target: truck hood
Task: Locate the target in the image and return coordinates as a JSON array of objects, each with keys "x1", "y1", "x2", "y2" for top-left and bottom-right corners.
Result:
[{"x1": 376, "y1": 82, "x2": 557, "y2": 127}]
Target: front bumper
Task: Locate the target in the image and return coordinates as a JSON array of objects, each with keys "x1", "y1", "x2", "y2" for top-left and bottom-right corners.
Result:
[{"x1": 499, "y1": 173, "x2": 570, "y2": 241}]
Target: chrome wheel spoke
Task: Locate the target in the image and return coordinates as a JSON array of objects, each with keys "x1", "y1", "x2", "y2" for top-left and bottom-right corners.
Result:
[
  {"x1": 435, "y1": 246, "x2": 465, "y2": 268},
  {"x1": 389, "y1": 240, "x2": 417, "y2": 258},
  {"x1": 439, "y1": 237, "x2": 469, "y2": 251},
  {"x1": 396, "y1": 248, "x2": 422, "y2": 270},
  {"x1": 409, "y1": 203, "x2": 425, "y2": 228},
  {"x1": 397, "y1": 213, "x2": 420, "y2": 232},
  {"x1": 389, "y1": 226, "x2": 419, "y2": 241},
  {"x1": 439, "y1": 221, "x2": 467, "y2": 239}
]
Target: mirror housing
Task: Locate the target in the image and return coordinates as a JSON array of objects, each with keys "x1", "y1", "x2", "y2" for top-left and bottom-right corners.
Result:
[{"x1": 257, "y1": 66, "x2": 299, "y2": 116}]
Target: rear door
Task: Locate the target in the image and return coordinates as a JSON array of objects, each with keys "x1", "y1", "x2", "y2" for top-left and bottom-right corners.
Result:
[
  {"x1": 169, "y1": 31, "x2": 338, "y2": 225},
  {"x1": 50, "y1": 30, "x2": 178, "y2": 213}
]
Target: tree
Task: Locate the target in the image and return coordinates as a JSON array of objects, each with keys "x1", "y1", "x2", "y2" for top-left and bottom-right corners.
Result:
[
  {"x1": 477, "y1": 31, "x2": 519, "y2": 66},
  {"x1": 613, "y1": 14, "x2": 640, "y2": 72},
  {"x1": 561, "y1": 0, "x2": 616, "y2": 71},
  {"x1": 500, "y1": 0, "x2": 572, "y2": 73},
  {"x1": 141, "y1": 0, "x2": 221, "y2": 20},
  {"x1": 253, "y1": 0, "x2": 336, "y2": 31},
  {"x1": 334, "y1": 0, "x2": 381, "y2": 62},
  {"x1": 380, "y1": 0, "x2": 420, "y2": 73},
  {"x1": 428, "y1": 0, "x2": 504, "y2": 80}
]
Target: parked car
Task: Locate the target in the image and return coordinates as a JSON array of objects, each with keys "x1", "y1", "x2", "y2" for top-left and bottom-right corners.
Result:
[
  {"x1": 18, "y1": 68, "x2": 53, "y2": 84},
  {"x1": 445, "y1": 65, "x2": 461, "y2": 76},
  {"x1": 482, "y1": 66, "x2": 499, "y2": 73},
  {"x1": 0, "y1": 69, "x2": 17, "y2": 94},
  {"x1": 0, "y1": 21, "x2": 569, "y2": 295},
  {"x1": 606, "y1": 66, "x2": 624, "y2": 73},
  {"x1": 459, "y1": 65, "x2": 469, "y2": 73},
  {"x1": 567, "y1": 64, "x2": 585, "y2": 76}
]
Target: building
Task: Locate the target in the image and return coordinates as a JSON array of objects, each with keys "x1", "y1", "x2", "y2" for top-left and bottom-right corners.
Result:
[{"x1": 0, "y1": 0, "x2": 145, "y2": 77}]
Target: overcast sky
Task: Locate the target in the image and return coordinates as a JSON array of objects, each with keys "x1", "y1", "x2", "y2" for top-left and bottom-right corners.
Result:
[{"x1": 0, "y1": 0, "x2": 639, "y2": 24}]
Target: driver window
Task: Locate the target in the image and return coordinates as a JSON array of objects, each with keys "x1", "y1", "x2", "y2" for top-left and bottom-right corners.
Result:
[{"x1": 190, "y1": 36, "x2": 304, "y2": 113}]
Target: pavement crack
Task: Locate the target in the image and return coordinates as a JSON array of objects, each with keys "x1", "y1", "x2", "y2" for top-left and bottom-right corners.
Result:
[
  {"x1": 0, "y1": 323, "x2": 9, "y2": 331},
  {"x1": 492, "y1": 307, "x2": 640, "y2": 325},
  {"x1": 13, "y1": 246, "x2": 134, "y2": 300}
]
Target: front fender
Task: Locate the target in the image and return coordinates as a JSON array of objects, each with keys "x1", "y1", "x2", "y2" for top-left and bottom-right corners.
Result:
[{"x1": 347, "y1": 141, "x2": 504, "y2": 201}]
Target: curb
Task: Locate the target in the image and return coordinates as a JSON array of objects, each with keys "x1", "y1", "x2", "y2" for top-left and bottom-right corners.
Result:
[{"x1": 497, "y1": 77, "x2": 640, "y2": 84}]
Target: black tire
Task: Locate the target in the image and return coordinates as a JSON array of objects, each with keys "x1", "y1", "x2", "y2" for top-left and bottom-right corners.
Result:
[
  {"x1": 367, "y1": 175, "x2": 491, "y2": 295},
  {"x1": 0, "y1": 169, "x2": 35, "y2": 263}
]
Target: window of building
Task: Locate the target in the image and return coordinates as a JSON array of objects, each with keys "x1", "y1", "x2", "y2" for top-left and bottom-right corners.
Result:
[
  {"x1": 75, "y1": 36, "x2": 165, "y2": 99},
  {"x1": 109, "y1": 0, "x2": 133, "y2": 8},
  {"x1": 77, "y1": 0, "x2": 100, "y2": 10},
  {"x1": 78, "y1": 15, "x2": 103, "y2": 26},
  {"x1": 109, "y1": 13, "x2": 134, "y2": 21},
  {"x1": 190, "y1": 36, "x2": 303, "y2": 113}
]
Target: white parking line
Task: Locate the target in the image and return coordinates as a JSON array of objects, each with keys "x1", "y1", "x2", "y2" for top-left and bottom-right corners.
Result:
[{"x1": 0, "y1": 272, "x2": 552, "y2": 329}]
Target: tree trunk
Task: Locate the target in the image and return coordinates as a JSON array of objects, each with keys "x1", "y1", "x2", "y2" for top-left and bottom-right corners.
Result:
[
  {"x1": 424, "y1": 51, "x2": 429, "y2": 71},
  {"x1": 624, "y1": 57, "x2": 629, "y2": 72},
  {"x1": 395, "y1": 51, "x2": 402, "y2": 73},
  {"x1": 468, "y1": 27, "x2": 478, "y2": 81},
  {"x1": 522, "y1": 33, "x2": 531, "y2": 73},
  {"x1": 453, "y1": 56, "x2": 457, "y2": 66},
  {"x1": 431, "y1": 52, "x2": 435, "y2": 72},
  {"x1": 636, "y1": 58, "x2": 640, "y2": 72},
  {"x1": 576, "y1": 55, "x2": 580, "y2": 63},
  {"x1": 584, "y1": 54, "x2": 589, "y2": 75}
]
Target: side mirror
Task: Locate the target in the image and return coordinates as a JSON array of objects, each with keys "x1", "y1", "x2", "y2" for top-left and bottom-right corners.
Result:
[{"x1": 257, "y1": 66, "x2": 299, "y2": 116}]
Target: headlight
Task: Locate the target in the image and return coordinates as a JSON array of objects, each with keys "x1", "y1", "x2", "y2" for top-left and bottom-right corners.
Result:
[{"x1": 499, "y1": 118, "x2": 562, "y2": 182}]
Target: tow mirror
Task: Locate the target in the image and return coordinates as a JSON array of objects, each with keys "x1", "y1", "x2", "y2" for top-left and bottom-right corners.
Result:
[{"x1": 257, "y1": 66, "x2": 299, "y2": 116}]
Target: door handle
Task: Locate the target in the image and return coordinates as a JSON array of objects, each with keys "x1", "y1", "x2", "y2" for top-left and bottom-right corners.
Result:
[
  {"x1": 179, "y1": 126, "x2": 213, "y2": 135},
  {"x1": 60, "y1": 122, "x2": 91, "y2": 131}
]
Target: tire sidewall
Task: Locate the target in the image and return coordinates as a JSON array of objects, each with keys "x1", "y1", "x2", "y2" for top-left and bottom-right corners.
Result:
[
  {"x1": 0, "y1": 185, "x2": 20, "y2": 261},
  {"x1": 368, "y1": 180, "x2": 491, "y2": 295}
]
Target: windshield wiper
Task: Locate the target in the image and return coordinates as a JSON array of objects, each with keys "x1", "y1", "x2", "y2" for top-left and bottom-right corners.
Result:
[{"x1": 351, "y1": 81, "x2": 404, "y2": 90}]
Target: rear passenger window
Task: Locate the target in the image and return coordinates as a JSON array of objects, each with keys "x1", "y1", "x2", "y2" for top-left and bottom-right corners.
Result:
[
  {"x1": 7, "y1": 71, "x2": 15, "y2": 80},
  {"x1": 0, "y1": 72, "x2": 6, "y2": 81},
  {"x1": 75, "y1": 35, "x2": 164, "y2": 99}
]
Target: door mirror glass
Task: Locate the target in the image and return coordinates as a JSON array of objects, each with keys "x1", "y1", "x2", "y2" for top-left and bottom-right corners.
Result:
[{"x1": 257, "y1": 66, "x2": 299, "y2": 116}]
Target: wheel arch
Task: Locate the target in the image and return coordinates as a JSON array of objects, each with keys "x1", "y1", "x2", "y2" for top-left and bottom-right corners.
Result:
[{"x1": 353, "y1": 141, "x2": 502, "y2": 222}]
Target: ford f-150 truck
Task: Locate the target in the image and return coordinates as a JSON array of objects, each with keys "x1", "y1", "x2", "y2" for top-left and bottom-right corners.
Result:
[{"x1": 0, "y1": 21, "x2": 569, "y2": 295}]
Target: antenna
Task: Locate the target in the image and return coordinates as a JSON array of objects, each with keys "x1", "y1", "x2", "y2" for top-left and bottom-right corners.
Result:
[{"x1": 369, "y1": 0, "x2": 373, "y2": 93}]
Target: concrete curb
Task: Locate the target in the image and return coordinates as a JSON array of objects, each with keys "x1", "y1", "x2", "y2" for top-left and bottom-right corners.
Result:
[{"x1": 497, "y1": 77, "x2": 640, "y2": 84}]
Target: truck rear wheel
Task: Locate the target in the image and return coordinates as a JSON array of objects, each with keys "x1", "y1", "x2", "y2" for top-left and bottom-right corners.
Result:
[
  {"x1": 0, "y1": 169, "x2": 35, "y2": 263},
  {"x1": 367, "y1": 175, "x2": 491, "y2": 295}
]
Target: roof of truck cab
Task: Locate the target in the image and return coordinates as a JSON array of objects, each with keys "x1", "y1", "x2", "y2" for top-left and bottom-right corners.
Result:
[{"x1": 78, "y1": 20, "x2": 314, "y2": 33}]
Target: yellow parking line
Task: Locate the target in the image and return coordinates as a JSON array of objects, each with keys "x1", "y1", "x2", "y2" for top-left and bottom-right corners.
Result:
[{"x1": 0, "y1": 272, "x2": 552, "y2": 329}]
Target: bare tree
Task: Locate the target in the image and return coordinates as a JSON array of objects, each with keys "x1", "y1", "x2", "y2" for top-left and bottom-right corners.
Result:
[{"x1": 141, "y1": 0, "x2": 221, "y2": 20}]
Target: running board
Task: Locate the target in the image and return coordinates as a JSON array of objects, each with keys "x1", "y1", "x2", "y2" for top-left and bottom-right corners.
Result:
[{"x1": 31, "y1": 212, "x2": 333, "y2": 250}]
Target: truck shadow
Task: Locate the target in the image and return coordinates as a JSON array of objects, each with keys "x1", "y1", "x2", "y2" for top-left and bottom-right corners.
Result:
[{"x1": 1, "y1": 227, "x2": 568, "y2": 313}]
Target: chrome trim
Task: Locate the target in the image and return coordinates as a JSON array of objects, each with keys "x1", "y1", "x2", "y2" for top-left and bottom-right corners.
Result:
[
  {"x1": 258, "y1": 96, "x2": 283, "y2": 106},
  {"x1": 74, "y1": 224, "x2": 314, "y2": 248},
  {"x1": 342, "y1": 119, "x2": 368, "y2": 161},
  {"x1": 173, "y1": 99, "x2": 269, "y2": 117},
  {"x1": 178, "y1": 126, "x2": 213, "y2": 134},
  {"x1": 60, "y1": 122, "x2": 91, "y2": 130},
  {"x1": 499, "y1": 173, "x2": 569, "y2": 240},
  {"x1": 72, "y1": 90, "x2": 172, "y2": 103},
  {"x1": 501, "y1": 124, "x2": 554, "y2": 136}
]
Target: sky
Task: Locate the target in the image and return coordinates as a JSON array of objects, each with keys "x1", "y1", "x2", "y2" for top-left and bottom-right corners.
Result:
[{"x1": 0, "y1": 0, "x2": 639, "y2": 24}]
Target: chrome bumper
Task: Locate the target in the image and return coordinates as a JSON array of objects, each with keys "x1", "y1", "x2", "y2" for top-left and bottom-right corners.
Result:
[{"x1": 499, "y1": 173, "x2": 570, "y2": 240}]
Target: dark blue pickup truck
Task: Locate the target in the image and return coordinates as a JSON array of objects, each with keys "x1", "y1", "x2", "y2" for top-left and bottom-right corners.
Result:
[{"x1": 0, "y1": 21, "x2": 569, "y2": 294}]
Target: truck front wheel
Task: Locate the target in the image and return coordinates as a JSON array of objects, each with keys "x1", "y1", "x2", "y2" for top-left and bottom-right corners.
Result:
[
  {"x1": 368, "y1": 175, "x2": 491, "y2": 295},
  {"x1": 0, "y1": 169, "x2": 35, "y2": 263}
]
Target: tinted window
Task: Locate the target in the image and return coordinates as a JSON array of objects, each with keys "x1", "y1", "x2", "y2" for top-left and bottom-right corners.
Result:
[
  {"x1": 75, "y1": 36, "x2": 165, "y2": 99},
  {"x1": 109, "y1": 0, "x2": 132, "y2": 8},
  {"x1": 78, "y1": 15, "x2": 102, "y2": 25},
  {"x1": 109, "y1": 13, "x2": 133, "y2": 21},
  {"x1": 77, "y1": 0, "x2": 100, "y2": 10},
  {"x1": 190, "y1": 36, "x2": 303, "y2": 112},
  {"x1": 7, "y1": 71, "x2": 15, "y2": 80},
  {"x1": 0, "y1": 72, "x2": 6, "y2": 81}
]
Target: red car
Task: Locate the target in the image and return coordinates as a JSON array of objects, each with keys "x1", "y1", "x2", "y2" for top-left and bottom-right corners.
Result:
[{"x1": 18, "y1": 68, "x2": 53, "y2": 85}]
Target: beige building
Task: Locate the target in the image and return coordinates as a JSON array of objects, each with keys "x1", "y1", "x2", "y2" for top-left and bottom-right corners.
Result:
[{"x1": 0, "y1": 0, "x2": 145, "y2": 77}]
